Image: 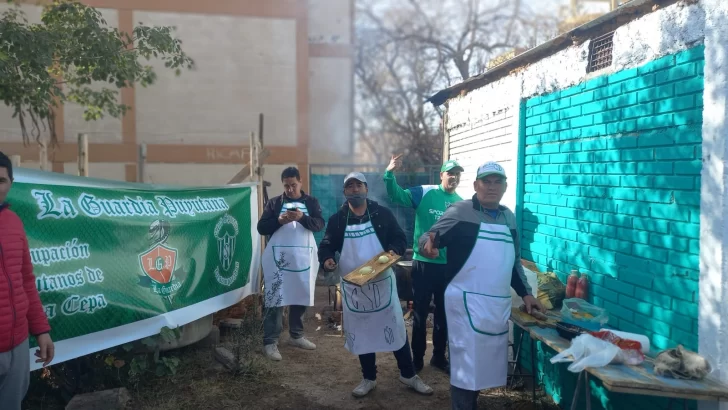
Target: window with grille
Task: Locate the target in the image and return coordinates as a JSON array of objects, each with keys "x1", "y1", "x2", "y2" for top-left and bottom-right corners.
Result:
[{"x1": 587, "y1": 31, "x2": 615, "y2": 72}]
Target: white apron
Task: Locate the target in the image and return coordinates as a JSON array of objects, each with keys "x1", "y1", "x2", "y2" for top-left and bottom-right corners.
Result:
[
  {"x1": 338, "y1": 212, "x2": 407, "y2": 355},
  {"x1": 261, "y1": 200, "x2": 317, "y2": 308},
  {"x1": 446, "y1": 222, "x2": 515, "y2": 391}
]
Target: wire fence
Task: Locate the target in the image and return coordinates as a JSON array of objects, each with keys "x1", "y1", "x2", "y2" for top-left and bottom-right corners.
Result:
[{"x1": 309, "y1": 163, "x2": 441, "y2": 246}]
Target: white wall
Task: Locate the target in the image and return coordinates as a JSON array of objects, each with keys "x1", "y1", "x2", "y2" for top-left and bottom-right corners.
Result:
[
  {"x1": 307, "y1": 0, "x2": 351, "y2": 44},
  {"x1": 699, "y1": 0, "x2": 728, "y2": 408},
  {"x1": 446, "y1": 75, "x2": 521, "y2": 210},
  {"x1": 133, "y1": 11, "x2": 297, "y2": 147},
  {"x1": 309, "y1": 57, "x2": 353, "y2": 163}
]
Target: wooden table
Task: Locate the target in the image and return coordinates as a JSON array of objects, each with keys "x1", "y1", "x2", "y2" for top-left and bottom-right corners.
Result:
[{"x1": 511, "y1": 314, "x2": 728, "y2": 409}]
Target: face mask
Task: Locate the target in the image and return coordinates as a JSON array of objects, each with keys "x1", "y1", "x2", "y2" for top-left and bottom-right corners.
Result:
[{"x1": 346, "y1": 193, "x2": 367, "y2": 207}]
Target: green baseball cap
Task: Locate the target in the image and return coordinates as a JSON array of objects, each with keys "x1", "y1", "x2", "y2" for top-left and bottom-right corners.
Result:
[{"x1": 441, "y1": 159, "x2": 464, "y2": 173}]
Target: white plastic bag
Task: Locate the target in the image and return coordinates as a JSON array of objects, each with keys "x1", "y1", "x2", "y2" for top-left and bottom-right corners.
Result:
[{"x1": 550, "y1": 334, "x2": 620, "y2": 372}]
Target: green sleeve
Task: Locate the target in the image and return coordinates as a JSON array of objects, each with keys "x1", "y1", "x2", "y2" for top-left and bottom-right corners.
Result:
[{"x1": 383, "y1": 170, "x2": 414, "y2": 208}]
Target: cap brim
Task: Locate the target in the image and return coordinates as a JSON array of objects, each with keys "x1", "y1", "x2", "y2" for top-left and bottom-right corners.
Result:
[
  {"x1": 477, "y1": 172, "x2": 507, "y2": 179},
  {"x1": 344, "y1": 178, "x2": 366, "y2": 185}
]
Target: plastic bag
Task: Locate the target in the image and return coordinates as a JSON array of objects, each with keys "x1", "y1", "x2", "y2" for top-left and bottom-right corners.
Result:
[
  {"x1": 560, "y1": 298, "x2": 609, "y2": 330},
  {"x1": 551, "y1": 334, "x2": 620, "y2": 372},
  {"x1": 590, "y1": 330, "x2": 645, "y2": 365},
  {"x1": 536, "y1": 271, "x2": 566, "y2": 310}
]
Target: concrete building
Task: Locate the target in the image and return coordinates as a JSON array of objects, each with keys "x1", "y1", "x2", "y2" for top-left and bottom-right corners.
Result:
[
  {"x1": 0, "y1": 0, "x2": 354, "y2": 194},
  {"x1": 430, "y1": 0, "x2": 728, "y2": 409}
]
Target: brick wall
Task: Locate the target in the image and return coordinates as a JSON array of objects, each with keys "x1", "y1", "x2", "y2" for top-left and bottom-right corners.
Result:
[{"x1": 518, "y1": 45, "x2": 704, "y2": 409}]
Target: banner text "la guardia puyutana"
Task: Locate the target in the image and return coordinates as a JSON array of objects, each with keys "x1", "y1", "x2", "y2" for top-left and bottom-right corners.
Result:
[{"x1": 31, "y1": 189, "x2": 230, "y2": 220}]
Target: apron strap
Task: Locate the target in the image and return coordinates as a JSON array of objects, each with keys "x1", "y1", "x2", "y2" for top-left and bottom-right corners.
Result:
[{"x1": 477, "y1": 204, "x2": 517, "y2": 256}]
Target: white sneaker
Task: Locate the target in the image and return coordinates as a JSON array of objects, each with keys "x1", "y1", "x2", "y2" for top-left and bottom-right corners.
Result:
[
  {"x1": 399, "y1": 375, "x2": 434, "y2": 395},
  {"x1": 352, "y1": 379, "x2": 377, "y2": 397},
  {"x1": 288, "y1": 337, "x2": 316, "y2": 350},
  {"x1": 263, "y1": 343, "x2": 282, "y2": 361}
]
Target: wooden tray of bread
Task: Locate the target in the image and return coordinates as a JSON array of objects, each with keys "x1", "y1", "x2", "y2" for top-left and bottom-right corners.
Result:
[{"x1": 342, "y1": 251, "x2": 402, "y2": 286}]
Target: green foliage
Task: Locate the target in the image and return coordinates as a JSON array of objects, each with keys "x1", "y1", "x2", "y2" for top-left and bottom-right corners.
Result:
[
  {"x1": 0, "y1": 0, "x2": 194, "y2": 144},
  {"x1": 100, "y1": 325, "x2": 183, "y2": 387}
]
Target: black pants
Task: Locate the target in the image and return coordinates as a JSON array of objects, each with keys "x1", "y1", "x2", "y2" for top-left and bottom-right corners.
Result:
[
  {"x1": 450, "y1": 385, "x2": 479, "y2": 410},
  {"x1": 411, "y1": 260, "x2": 448, "y2": 360},
  {"x1": 358, "y1": 338, "x2": 416, "y2": 381}
]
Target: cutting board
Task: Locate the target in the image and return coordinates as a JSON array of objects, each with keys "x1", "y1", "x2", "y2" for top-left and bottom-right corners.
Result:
[
  {"x1": 510, "y1": 307, "x2": 558, "y2": 328},
  {"x1": 342, "y1": 251, "x2": 402, "y2": 286}
]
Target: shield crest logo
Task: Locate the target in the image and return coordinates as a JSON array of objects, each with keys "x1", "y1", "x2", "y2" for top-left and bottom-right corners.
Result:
[
  {"x1": 139, "y1": 244, "x2": 178, "y2": 284},
  {"x1": 214, "y1": 214, "x2": 240, "y2": 287},
  {"x1": 217, "y1": 232, "x2": 236, "y2": 272}
]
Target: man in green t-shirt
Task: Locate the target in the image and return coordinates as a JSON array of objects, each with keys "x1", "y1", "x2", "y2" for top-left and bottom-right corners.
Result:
[{"x1": 383, "y1": 155, "x2": 463, "y2": 373}]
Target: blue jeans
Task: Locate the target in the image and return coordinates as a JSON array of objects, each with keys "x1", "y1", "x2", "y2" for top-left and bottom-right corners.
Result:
[
  {"x1": 0, "y1": 337, "x2": 30, "y2": 410},
  {"x1": 263, "y1": 305, "x2": 306, "y2": 345}
]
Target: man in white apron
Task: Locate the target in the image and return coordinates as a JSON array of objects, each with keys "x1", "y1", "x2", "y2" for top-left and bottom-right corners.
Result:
[
  {"x1": 258, "y1": 167, "x2": 325, "y2": 361},
  {"x1": 418, "y1": 162, "x2": 544, "y2": 410},
  {"x1": 318, "y1": 172, "x2": 433, "y2": 398}
]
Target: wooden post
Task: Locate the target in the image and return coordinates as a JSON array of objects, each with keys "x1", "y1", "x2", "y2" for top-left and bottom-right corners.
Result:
[
  {"x1": 10, "y1": 155, "x2": 21, "y2": 169},
  {"x1": 78, "y1": 133, "x2": 89, "y2": 177},
  {"x1": 39, "y1": 139, "x2": 49, "y2": 171},
  {"x1": 256, "y1": 114, "x2": 265, "y2": 218},
  {"x1": 249, "y1": 131, "x2": 255, "y2": 182},
  {"x1": 138, "y1": 143, "x2": 147, "y2": 183}
]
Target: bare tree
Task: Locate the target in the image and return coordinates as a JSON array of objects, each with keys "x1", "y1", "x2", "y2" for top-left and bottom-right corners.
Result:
[{"x1": 355, "y1": 0, "x2": 558, "y2": 165}]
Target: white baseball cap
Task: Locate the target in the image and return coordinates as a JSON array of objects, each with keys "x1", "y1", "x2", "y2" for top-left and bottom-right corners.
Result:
[
  {"x1": 344, "y1": 172, "x2": 368, "y2": 186},
  {"x1": 476, "y1": 161, "x2": 507, "y2": 179}
]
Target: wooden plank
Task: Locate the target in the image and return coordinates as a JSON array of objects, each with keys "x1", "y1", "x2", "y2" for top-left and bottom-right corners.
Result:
[
  {"x1": 78, "y1": 134, "x2": 89, "y2": 176},
  {"x1": 512, "y1": 319, "x2": 728, "y2": 401},
  {"x1": 342, "y1": 251, "x2": 401, "y2": 286}
]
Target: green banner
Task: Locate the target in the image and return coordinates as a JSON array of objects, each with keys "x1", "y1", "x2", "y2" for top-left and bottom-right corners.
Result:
[{"x1": 9, "y1": 169, "x2": 260, "y2": 370}]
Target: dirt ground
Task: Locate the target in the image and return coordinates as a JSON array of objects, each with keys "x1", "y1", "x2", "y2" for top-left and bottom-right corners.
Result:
[{"x1": 25, "y1": 284, "x2": 559, "y2": 410}]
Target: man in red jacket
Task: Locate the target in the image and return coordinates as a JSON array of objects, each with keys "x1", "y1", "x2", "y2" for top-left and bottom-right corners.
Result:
[{"x1": 0, "y1": 151, "x2": 54, "y2": 409}]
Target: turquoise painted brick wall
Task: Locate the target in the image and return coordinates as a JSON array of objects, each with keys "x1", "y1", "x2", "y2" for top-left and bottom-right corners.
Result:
[{"x1": 518, "y1": 45, "x2": 704, "y2": 409}]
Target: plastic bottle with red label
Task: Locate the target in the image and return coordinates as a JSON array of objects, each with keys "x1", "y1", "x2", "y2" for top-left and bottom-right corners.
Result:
[
  {"x1": 566, "y1": 270, "x2": 579, "y2": 299},
  {"x1": 575, "y1": 273, "x2": 589, "y2": 300}
]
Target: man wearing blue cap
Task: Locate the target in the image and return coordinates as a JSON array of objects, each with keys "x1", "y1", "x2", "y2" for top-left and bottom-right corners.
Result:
[{"x1": 383, "y1": 155, "x2": 463, "y2": 373}]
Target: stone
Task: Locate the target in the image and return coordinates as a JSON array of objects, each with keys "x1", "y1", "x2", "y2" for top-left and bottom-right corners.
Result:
[
  {"x1": 65, "y1": 388, "x2": 131, "y2": 410},
  {"x1": 214, "y1": 346, "x2": 238, "y2": 370},
  {"x1": 218, "y1": 318, "x2": 242, "y2": 328}
]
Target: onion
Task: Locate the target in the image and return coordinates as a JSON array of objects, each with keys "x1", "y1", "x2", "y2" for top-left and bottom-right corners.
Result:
[{"x1": 358, "y1": 266, "x2": 374, "y2": 275}]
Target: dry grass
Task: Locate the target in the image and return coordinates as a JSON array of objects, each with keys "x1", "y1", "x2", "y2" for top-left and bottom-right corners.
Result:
[{"x1": 132, "y1": 346, "x2": 275, "y2": 410}]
